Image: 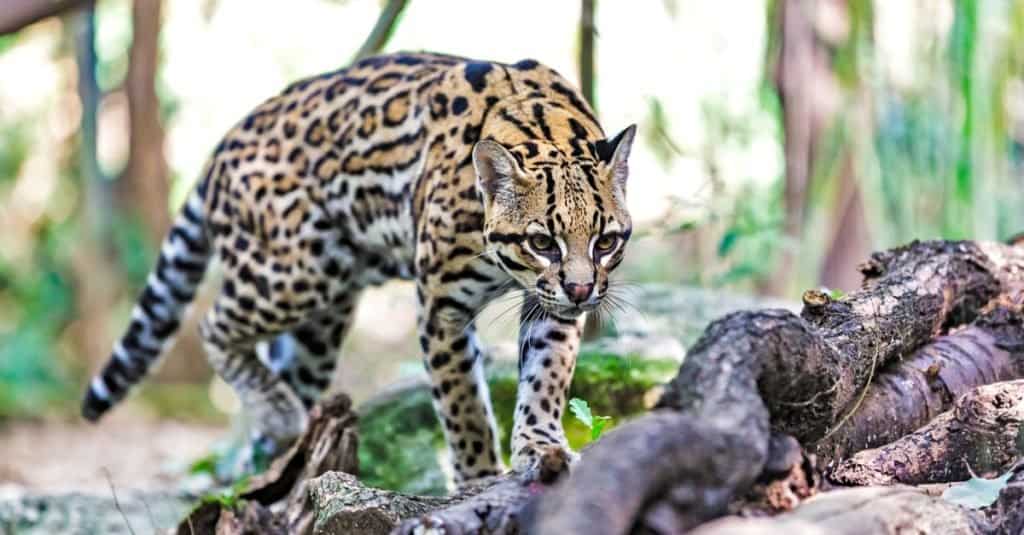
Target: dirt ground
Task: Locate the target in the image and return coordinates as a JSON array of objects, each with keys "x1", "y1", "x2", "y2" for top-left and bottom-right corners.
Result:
[{"x1": 0, "y1": 405, "x2": 222, "y2": 495}]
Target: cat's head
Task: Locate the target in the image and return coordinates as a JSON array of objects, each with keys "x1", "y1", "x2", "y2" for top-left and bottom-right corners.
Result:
[{"x1": 474, "y1": 124, "x2": 635, "y2": 319}]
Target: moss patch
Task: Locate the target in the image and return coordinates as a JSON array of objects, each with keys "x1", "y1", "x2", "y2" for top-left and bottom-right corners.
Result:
[{"x1": 357, "y1": 350, "x2": 678, "y2": 494}]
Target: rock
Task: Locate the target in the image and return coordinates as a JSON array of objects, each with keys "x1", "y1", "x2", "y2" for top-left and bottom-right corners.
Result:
[{"x1": 0, "y1": 487, "x2": 192, "y2": 534}]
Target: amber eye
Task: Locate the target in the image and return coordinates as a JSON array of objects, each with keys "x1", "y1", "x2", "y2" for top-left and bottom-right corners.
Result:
[
  {"x1": 529, "y1": 234, "x2": 555, "y2": 252},
  {"x1": 595, "y1": 234, "x2": 618, "y2": 253}
]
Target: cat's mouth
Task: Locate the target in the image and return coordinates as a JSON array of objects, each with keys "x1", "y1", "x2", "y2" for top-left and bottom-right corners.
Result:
[{"x1": 546, "y1": 302, "x2": 598, "y2": 319}]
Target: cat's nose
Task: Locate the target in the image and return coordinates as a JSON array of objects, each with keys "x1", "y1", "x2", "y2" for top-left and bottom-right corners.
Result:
[{"x1": 563, "y1": 282, "x2": 594, "y2": 304}]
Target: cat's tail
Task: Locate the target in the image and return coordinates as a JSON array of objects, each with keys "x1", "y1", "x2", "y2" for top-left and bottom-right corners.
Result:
[{"x1": 81, "y1": 171, "x2": 214, "y2": 421}]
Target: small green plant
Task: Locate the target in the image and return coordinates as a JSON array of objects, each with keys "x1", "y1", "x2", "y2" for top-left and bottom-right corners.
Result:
[
  {"x1": 569, "y1": 397, "x2": 612, "y2": 441},
  {"x1": 826, "y1": 287, "x2": 846, "y2": 300},
  {"x1": 197, "y1": 475, "x2": 251, "y2": 509}
]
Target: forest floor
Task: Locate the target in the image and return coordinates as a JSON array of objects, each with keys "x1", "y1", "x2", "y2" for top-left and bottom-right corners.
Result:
[{"x1": 0, "y1": 405, "x2": 221, "y2": 495}]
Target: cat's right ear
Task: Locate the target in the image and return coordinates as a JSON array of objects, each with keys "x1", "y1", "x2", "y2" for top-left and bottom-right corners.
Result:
[{"x1": 473, "y1": 140, "x2": 522, "y2": 202}]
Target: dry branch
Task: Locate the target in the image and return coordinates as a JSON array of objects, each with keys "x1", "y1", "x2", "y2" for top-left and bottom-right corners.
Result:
[{"x1": 311, "y1": 471, "x2": 512, "y2": 535}]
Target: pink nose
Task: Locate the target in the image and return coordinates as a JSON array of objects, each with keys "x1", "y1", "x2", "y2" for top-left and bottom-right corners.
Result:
[{"x1": 563, "y1": 282, "x2": 594, "y2": 304}]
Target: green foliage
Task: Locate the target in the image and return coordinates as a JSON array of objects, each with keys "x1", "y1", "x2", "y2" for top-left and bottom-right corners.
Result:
[
  {"x1": 110, "y1": 213, "x2": 157, "y2": 288},
  {"x1": 568, "y1": 398, "x2": 611, "y2": 441},
  {"x1": 644, "y1": 97, "x2": 685, "y2": 170},
  {"x1": 357, "y1": 350, "x2": 677, "y2": 493},
  {"x1": 942, "y1": 471, "x2": 1012, "y2": 509},
  {"x1": 196, "y1": 476, "x2": 251, "y2": 509},
  {"x1": 0, "y1": 119, "x2": 31, "y2": 185},
  {"x1": 825, "y1": 288, "x2": 846, "y2": 301},
  {"x1": 358, "y1": 385, "x2": 449, "y2": 495},
  {"x1": 136, "y1": 383, "x2": 224, "y2": 423},
  {"x1": 188, "y1": 452, "x2": 219, "y2": 478},
  {"x1": 0, "y1": 223, "x2": 78, "y2": 419},
  {"x1": 711, "y1": 184, "x2": 783, "y2": 288}
]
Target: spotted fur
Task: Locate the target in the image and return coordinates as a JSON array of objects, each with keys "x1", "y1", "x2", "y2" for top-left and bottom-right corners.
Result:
[{"x1": 81, "y1": 51, "x2": 636, "y2": 481}]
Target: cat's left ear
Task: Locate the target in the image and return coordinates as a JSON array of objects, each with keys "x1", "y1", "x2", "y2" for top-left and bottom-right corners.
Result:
[{"x1": 595, "y1": 124, "x2": 637, "y2": 191}]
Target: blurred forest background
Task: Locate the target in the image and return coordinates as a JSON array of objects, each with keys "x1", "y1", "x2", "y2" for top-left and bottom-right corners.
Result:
[{"x1": 0, "y1": 0, "x2": 1023, "y2": 456}]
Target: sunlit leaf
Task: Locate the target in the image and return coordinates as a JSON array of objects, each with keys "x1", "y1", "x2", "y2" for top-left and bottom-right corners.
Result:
[
  {"x1": 942, "y1": 472, "x2": 1012, "y2": 509},
  {"x1": 568, "y1": 397, "x2": 593, "y2": 429}
]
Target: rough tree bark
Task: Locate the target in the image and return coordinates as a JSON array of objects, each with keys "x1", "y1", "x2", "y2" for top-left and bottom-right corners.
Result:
[
  {"x1": 829, "y1": 380, "x2": 1024, "y2": 486},
  {"x1": 177, "y1": 394, "x2": 358, "y2": 535},
  {"x1": 813, "y1": 296, "x2": 1024, "y2": 462}
]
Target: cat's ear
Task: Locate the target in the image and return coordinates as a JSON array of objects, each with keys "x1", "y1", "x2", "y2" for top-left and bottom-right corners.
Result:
[
  {"x1": 595, "y1": 124, "x2": 637, "y2": 191},
  {"x1": 473, "y1": 140, "x2": 523, "y2": 202}
]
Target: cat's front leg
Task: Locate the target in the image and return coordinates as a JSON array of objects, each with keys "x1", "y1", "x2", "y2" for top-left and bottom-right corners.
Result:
[
  {"x1": 417, "y1": 288, "x2": 506, "y2": 483},
  {"x1": 510, "y1": 297, "x2": 585, "y2": 478}
]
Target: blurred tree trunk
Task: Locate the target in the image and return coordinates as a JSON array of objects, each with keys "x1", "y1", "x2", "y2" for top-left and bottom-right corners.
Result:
[
  {"x1": 70, "y1": 3, "x2": 124, "y2": 375},
  {"x1": 119, "y1": 0, "x2": 172, "y2": 245},
  {"x1": 819, "y1": 154, "x2": 872, "y2": 291},
  {"x1": 118, "y1": 0, "x2": 208, "y2": 383},
  {"x1": 765, "y1": 0, "x2": 872, "y2": 295},
  {"x1": 579, "y1": 0, "x2": 596, "y2": 109},
  {"x1": 765, "y1": 0, "x2": 832, "y2": 296}
]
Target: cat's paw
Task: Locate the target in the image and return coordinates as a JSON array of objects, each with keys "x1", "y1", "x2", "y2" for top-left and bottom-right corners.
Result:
[{"x1": 511, "y1": 444, "x2": 578, "y2": 483}]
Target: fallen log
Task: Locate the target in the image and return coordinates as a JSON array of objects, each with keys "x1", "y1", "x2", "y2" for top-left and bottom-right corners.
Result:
[
  {"x1": 521, "y1": 241, "x2": 1024, "y2": 533},
  {"x1": 813, "y1": 295, "x2": 1024, "y2": 462},
  {"x1": 169, "y1": 241, "x2": 1024, "y2": 534},
  {"x1": 829, "y1": 380, "x2": 1024, "y2": 486}
]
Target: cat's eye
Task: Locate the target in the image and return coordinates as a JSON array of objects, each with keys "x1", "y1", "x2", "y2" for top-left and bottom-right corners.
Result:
[
  {"x1": 529, "y1": 234, "x2": 555, "y2": 251},
  {"x1": 595, "y1": 234, "x2": 618, "y2": 253}
]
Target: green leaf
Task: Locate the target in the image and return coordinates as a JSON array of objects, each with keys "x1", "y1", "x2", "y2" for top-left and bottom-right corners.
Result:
[
  {"x1": 188, "y1": 454, "x2": 218, "y2": 476},
  {"x1": 826, "y1": 288, "x2": 846, "y2": 300},
  {"x1": 568, "y1": 398, "x2": 593, "y2": 429},
  {"x1": 570, "y1": 397, "x2": 612, "y2": 441},
  {"x1": 717, "y1": 230, "x2": 739, "y2": 257},
  {"x1": 591, "y1": 416, "x2": 612, "y2": 441},
  {"x1": 942, "y1": 472, "x2": 1012, "y2": 508}
]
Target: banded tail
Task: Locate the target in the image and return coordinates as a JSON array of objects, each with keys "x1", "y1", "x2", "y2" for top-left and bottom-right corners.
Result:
[{"x1": 81, "y1": 179, "x2": 212, "y2": 421}]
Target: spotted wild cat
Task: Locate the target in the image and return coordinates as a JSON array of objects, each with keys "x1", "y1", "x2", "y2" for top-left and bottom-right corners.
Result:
[{"x1": 81, "y1": 51, "x2": 636, "y2": 482}]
